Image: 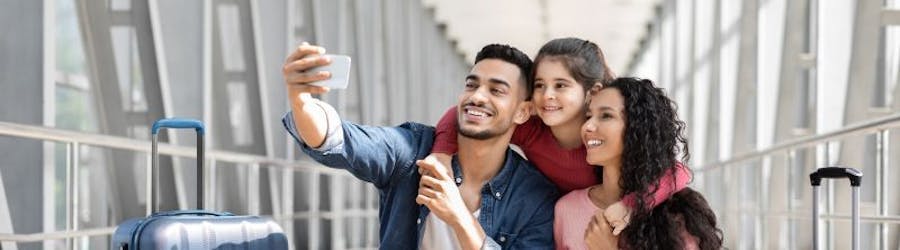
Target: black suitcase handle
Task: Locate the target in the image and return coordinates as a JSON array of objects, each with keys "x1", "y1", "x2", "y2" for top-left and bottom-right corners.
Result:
[
  {"x1": 809, "y1": 166, "x2": 862, "y2": 250},
  {"x1": 809, "y1": 167, "x2": 862, "y2": 186},
  {"x1": 151, "y1": 118, "x2": 205, "y2": 212},
  {"x1": 151, "y1": 210, "x2": 232, "y2": 217}
]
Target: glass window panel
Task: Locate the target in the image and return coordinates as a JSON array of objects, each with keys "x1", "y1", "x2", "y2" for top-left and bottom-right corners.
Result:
[
  {"x1": 109, "y1": 0, "x2": 131, "y2": 11},
  {"x1": 886, "y1": 25, "x2": 899, "y2": 106},
  {"x1": 129, "y1": 127, "x2": 149, "y2": 205},
  {"x1": 816, "y1": 0, "x2": 853, "y2": 134},
  {"x1": 110, "y1": 26, "x2": 147, "y2": 112},
  {"x1": 217, "y1": 4, "x2": 246, "y2": 72},
  {"x1": 129, "y1": 125, "x2": 149, "y2": 207},
  {"x1": 53, "y1": 141, "x2": 67, "y2": 232},
  {"x1": 56, "y1": 0, "x2": 100, "y2": 132},
  {"x1": 226, "y1": 82, "x2": 253, "y2": 146},
  {"x1": 55, "y1": 0, "x2": 88, "y2": 76},
  {"x1": 75, "y1": 145, "x2": 112, "y2": 227}
]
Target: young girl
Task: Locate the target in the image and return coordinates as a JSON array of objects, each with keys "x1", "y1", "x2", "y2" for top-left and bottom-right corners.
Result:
[
  {"x1": 429, "y1": 38, "x2": 691, "y2": 234},
  {"x1": 562, "y1": 78, "x2": 722, "y2": 249}
]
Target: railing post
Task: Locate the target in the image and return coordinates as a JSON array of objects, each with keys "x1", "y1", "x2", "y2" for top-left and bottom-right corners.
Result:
[
  {"x1": 208, "y1": 159, "x2": 217, "y2": 211},
  {"x1": 281, "y1": 165, "x2": 294, "y2": 248},
  {"x1": 65, "y1": 142, "x2": 79, "y2": 250},
  {"x1": 310, "y1": 168, "x2": 320, "y2": 250},
  {"x1": 823, "y1": 141, "x2": 834, "y2": 250},
  {"x1": 64, "y1": 142, "x2": 71, "y2": 250},
  {"x1": 758, "y1": 157, "x2": 770, "y2": 248},
  {"x1": 787, "y1": 150, "x2": 797, "y2": 250},
  {"x1": 248, "y1": 163, "x2": 260, "y2": 215},
  {"x1": 876, "y1": 130, "x2": 888, "y2": 249},
  {"x1": 145, "y1": 151, "x2": 152, "y2": 216}
]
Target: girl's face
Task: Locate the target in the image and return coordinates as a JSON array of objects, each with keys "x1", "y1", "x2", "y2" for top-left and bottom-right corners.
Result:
[
  {"x1": 532, "y1": 59, "x2": 588, "y2": 127},
  {"x1": 582, "y1": 88, "x2": 626, "y2": 166}
]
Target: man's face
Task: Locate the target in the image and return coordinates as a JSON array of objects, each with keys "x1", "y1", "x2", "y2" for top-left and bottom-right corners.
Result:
[{"x1": 457, "y1": 59, "x2": 527, "y2": 140}]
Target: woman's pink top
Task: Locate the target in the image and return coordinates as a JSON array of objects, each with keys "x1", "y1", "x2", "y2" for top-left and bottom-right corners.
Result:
[{"x1": 554, "y1": 188, "x2": 700, "y2": 250}]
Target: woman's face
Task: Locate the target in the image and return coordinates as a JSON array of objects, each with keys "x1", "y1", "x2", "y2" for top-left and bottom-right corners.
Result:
[
  {"x1": 532, "y1": 59, "x2": 588, "y2": 127},
  {"x1": 582, "y1": 88, "x2": 625, "y2": 166}
]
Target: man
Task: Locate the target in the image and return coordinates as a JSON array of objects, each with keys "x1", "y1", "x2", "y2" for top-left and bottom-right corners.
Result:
[{"x1": 282, "y1": 42, "x2": 558, "y2": 249}]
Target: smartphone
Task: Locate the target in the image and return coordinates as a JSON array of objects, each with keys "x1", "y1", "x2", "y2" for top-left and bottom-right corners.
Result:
[{"x1": 308, "y1": 55, "x2": 351, "y2": 89}]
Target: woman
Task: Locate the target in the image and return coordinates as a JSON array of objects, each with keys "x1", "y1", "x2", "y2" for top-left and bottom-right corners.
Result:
[
  {"x1": 430, "y1": 38, "x2": 691, "y2": 234},
  {"x1": 557, "y1": 77, "x2": 722, "y2": 249}
]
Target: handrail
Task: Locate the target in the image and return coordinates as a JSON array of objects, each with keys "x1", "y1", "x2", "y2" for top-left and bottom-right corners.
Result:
[
  {"x1": 695, "y1": 111, "x2": 900, "y2": 172},
  {"x1": 723, "y1": 209, "x2": 900, "y2": 223},
  {"x1": 0, "y1": 121, "x2": 347, "y2": 175},
  {"x1": 0, "y1": 227, "x2": 116, "y2": 242}
]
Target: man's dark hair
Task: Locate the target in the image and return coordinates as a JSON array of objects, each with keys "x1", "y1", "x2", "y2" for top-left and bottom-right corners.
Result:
[{"x1": 474, "y1": 44, "x2": 534, "y2": 99}]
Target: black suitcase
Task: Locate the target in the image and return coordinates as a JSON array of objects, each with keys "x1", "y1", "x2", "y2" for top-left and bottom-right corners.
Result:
[
  {"x1": 111, "y1": 118, "x2": 288, "y2": 249},
  {"x1": 809, "y1": 166, "x2": 862, "y2": 250}
]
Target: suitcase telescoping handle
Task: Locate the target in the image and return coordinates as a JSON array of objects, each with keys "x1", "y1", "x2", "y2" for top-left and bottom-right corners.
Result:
[
  {"x1": 809, "y1": 167, "x2": 862, "y2": 250},
  {"x1": 151, "y1": 118, "x2": 205, "y2": 213}
]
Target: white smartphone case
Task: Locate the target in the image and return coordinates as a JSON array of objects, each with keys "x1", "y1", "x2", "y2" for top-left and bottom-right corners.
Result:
[{"x1": 309, "y1": 55, "x2": 351, "y2": 89}]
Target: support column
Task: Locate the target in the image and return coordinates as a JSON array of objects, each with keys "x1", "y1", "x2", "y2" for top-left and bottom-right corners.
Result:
[{"x1": 0, "y1": 1, "x2": 48, "y2": 249}]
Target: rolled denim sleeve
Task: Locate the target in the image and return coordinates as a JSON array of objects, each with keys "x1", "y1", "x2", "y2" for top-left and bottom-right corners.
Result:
[{"x1": 281, "y1": 99, "x2": 344, "y2": 151}]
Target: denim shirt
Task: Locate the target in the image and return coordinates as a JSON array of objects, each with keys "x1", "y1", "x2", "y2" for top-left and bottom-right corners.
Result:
[{"x1": 282, "y1": 102, "x2": 558, "y2": 250}]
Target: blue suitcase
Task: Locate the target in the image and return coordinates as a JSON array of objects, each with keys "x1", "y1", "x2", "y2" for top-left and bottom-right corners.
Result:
[{"x1": 111, "y1": 118, "x2": 288, "y2": 250}]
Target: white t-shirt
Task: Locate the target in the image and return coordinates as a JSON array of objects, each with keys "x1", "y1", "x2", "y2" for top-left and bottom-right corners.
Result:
[{"x1": 420, "y1": 209, "x2": 481, "y2": 250}]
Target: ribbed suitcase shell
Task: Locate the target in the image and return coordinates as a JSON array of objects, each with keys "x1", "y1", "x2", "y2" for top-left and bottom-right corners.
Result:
[{"x1": 111, "y1": 210, "x2": 288, "y2": 249}]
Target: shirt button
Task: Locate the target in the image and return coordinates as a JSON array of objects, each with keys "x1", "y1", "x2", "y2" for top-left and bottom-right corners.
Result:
[
  {"x1": 499, "y1": 236, "x2": 506, "y2": 242},
  {"x1": 455, "y1": 177, "x2": 462, "y2": 184},
  {"x1": 416, "y1": 218, "x2": 421, "y2": 224},
  {"x1": 495, "y1": 192, "x2": 501, "y2": 198}
]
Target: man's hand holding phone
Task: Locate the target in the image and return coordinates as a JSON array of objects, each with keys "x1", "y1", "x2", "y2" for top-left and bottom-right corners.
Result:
[
  {"x1": 283, "y1": 42, "x2": 352, "y2": 102},
  {"x1": 282, "y1": 42, "x2": 352, "y2": 148}
]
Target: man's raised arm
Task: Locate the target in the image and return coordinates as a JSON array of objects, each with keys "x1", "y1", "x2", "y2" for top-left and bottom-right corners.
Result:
[{"x1": 283, "y1": 42, "x2": 335, "y2": 147}]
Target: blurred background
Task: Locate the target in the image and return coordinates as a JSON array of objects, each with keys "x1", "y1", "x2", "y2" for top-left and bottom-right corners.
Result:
[{"x1": 1, "y1": 0, "x2": 899, "y2": 249}]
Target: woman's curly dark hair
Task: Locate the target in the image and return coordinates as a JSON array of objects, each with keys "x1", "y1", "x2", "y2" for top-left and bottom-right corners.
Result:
[
  {"x1": 600, "y1": 77, "x2": 689, "y2": 214},
  {"x1": 597, "y1": 77, "x2": 721, "y2": 249},
  {"x1": 627, "y1": 188, "x2": 724, "y2": 249}
]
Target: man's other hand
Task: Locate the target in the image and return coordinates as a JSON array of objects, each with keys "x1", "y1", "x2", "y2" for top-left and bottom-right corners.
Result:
[
  {"x1": 416, "y1": 156, "x2": 485, "y2": 250},
  {"x1": 415, "y1": 156, "x2": 469, "y2": 223}
]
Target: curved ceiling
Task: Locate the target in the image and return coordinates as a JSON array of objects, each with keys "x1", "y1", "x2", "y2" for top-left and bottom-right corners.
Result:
[{"x1": 423, "y1": 0, "x2": 661, "y2": 73}]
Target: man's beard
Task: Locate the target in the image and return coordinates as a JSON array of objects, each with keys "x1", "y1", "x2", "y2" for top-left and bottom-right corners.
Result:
[{"x1": 457, "y1": 122, "x2": 509, "y2": 140}]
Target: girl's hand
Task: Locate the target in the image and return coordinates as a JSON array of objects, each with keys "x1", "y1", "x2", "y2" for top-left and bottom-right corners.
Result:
[
  {"x1": 603, "y1": 201, "x2": 631, "y2": 235},
  {"x1": 585, "y1": 208, "x2": 619, "y2": 250}
]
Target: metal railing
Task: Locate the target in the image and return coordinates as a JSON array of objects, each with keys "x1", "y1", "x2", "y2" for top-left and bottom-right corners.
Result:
[
  {"x1": 0, "y1": 121, "x2": 379, "y2": 249},
  {"x1": 694, "y1": 112, "x2": 900, "y2": 249}
]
